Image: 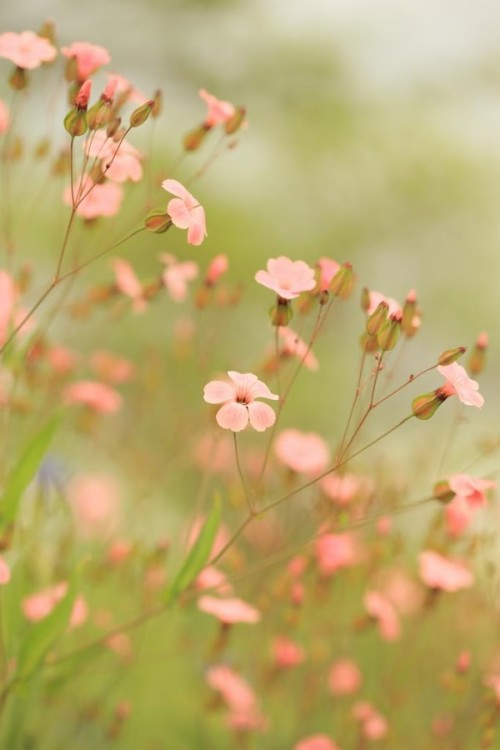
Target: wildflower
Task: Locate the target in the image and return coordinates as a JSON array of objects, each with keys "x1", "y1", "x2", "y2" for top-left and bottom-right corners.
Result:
[
  {"x1": 294, "y1": 735, "x2": 342, "y2": 750},
  {"x1": 448, "y1": 473, "x2": 495, "y2": 508},
  {"x1": 321, "y1": 473, "x2": 370, "y2": 506},
  {"x1": 315, "y1": 532, "x2": 360, "y2": 576},
  {"x1": 161, "y1": 179, "x2": 207, "y2": 246},
  {"x1": 203, "y1": 371, "x2": 278, "y2": 432},
  {"x1": 328, "y1": 659, "x2": 362, "y2": 696},
  {"x1": 106, "y1": 73, "x2": 147, "y2": 104},
  {"x1": 272, "y1": 636, "x2": 306, "y2": 669},
  {"x1": 199, "y1": 88, "x2": 236, "y2": 127},
  {"x1": 22, "y1": 583, "x2": 87, "y2": 628},
  {"x1": 112, "y1": 258, "x2": 146, "y2": 312},
  {"x1": 316, "y1": 257, "x2": 340, "y2": 293},
  {"x1": 419, "y1": 550, "x2": 474, "y2": 592},
  {"x1": 0, "y1": 99, "x2": 10, "y2": 134},
  {"x1": 278, "y1": 327, "x2": 319, "y2": 370},
  {"x1": 65, "y1": 473, "x2": 122, "y2": 539},
  {"x1": 86, "y1": 131, "x2": 143, "y2": 183},
  {"x1": 275, "y1": 429, "x2": 329, "y2": 474},
  {"x1": 0, "y1": 556, "x2": 10, "y2": 585},
  {"x1": 64, "y1": 380, "x2": 123, "y2": 413},
  {"x1": 160, "y1": 253, "x2": 198, "y2": 302},
  {"x1": 255, "y1": 256, "x2": 316, "y2": 300},
  {"x1": 444, "y1": 496, "x2": 474, "y2": 537},
  {"x1": 0, "y1": 30, "x2": 56, "y2": 69},
  {"x1": 61, "y1": 41, "x2": 110, "y2": 80},
  {"x1": 206, "y1": 665, "x2": 267, "y2": 731},
  {"x1": 198, "y1": 596, "x2": 261, "y2": 624},
  {"x1": 205, "y1": 254, "x2": 228, "y2": 286},
  {"x1": 367, "y1": 290, "x2": 402, "y2": 318},
  {"x1": 364, "y1": 590, "x2": 401, "y2": 641},
  {"x1": 90, "y1": 350, "x2": 135, "y2": 384},
  {"x1": 436, "y1": 362, "x2": 484, "y2": 408},
  {"x1": 353, "y1": 703, "x2": 389, "y2": 740},
  {"x1": 63, "y1": 177, "x2": 123, "y2": 218}
]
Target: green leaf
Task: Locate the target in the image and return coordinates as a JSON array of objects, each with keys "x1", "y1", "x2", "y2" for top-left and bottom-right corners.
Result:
[
  {"x1": 1, "y1": 414, "x2": 59, "y2": 529},
  {"x1": 16, "y1": 576, "x2": 77, "y2": 680},
  {"x1": 164, "y1": 494, "x2": 221, "y2": 604}
]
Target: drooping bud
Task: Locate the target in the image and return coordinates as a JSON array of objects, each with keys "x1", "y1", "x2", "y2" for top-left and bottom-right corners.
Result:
[
  {"x1": 330, "y1": 262, "x2": 355, "y2": 299},
  {"x1": 38, "y1": 20, "x2": 57, "y2": 45},
  {"x1": 205, "y1": 254, "x2": 228, "y2": 287},
  {"x1": 129, "y1": 100, "x2": 154, "y2": 128},
  {"x1": 183, "y1": 125, "x2": 209, "y2": 152},
  {"x1": 377, "y1": 312, "x2": 401, "y2": 351},
  {"x1": 9, "y1": 67, "x2": 27, "y2": 91},
  {"x1": 270, "y1": 299, "x2": 293, "y2": 327},
  {"x1": 75, "y1": 80, "x2": 92, "y2": 110},
  {"x1": 468, "y1": 332, "x2": 488, "y2": 376},
  {"x1": 438, "y1": 347, "x2": 466, "y2": 366},
  {"x1": 401, "y1": 289, "x2": 418, "y2": 336},
  {"x1": 224, "y1": 106, "x2": 246, "y2": 135},
  {"x1": 360, "y1": 286, "x2": 370, "y2": 312},
  {"x1": 151, "y1": 89, "x2": 162, "y2": 119},
  {"x1": 433, "y1": 480, "x2": 455, "y2": 504},
  {"x1": 412, "y1": 390, "x2": 446, "y2": 420},
  {"x1": 144, "y1": 210, "x2": 172, "y2": 234},
  {"x1": 102, "y1": 78, "x2": 118, "y2": 104},
  {"x1": 366, "y1": 302, "x2": 388, "y2": 336}
]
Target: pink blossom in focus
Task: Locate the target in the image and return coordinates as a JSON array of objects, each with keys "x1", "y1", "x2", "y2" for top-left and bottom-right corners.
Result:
[
  {"x1": 364, "y1": 590, "x2": 401, "y2": 641},
  {"x1": 275, "y1": 429, "x2": 329, "y2": 474},
  {"x1": 419, "y1": 550, "x2": 474, "y2": 592},
  {"x1": 448, "y1": 473, "x2": 495, "y2": 508},
  {"x1": 0, "y1": 99, "x2": 10, "y2": 134},
  {"x1": 160, "y1": 253, "x2": 199, "y2": 302},
  {"x1": 279, "y1": 327, "x2": 319, "y2": 370},
  {"x1": 199, "y1": 88, "x2": 236, "y2": 127},
  {"x1": 65, "y1": 473, "x2": 122, "y2": 539},
  {"x1": 112, "y1": 258, "x2": 146, "y2": 313},
  {"x1": 317, "y1": 257, "x2": 340, "y2": 292},
  {"x1": 328, "y1": 658, "x2": 362, "y2": 696},
  {"x1": 60, "y1": 41, "x2": 111, "y2": 80},
  {"x1": 161, "y1": 179, "x2": 207, "y2": 246},
  {"x1": 437, "y1": 362, "x2": 484, "y2": 408},
  {"x1": 367, "y1": 290, "x2": 402, "y2": 318},
  {"x1": 255, "y1": 256, "x2": 316, "y2": 300},
  {"x1": 90, "y1": 350, "x2": 135, "y2": 384},
  {"x1": 272, "y1": 636, "x2": 306, "y2": 669},
  {"x1": 0, "y1": 31, "x2": 56, "y2": 69},
  {"x1": 315, "y1": 533, "x2": 360, "y2": 576},
  {"x1": 64, "y1": 380, "x2": 123, "y2": 413},
  {"x1": 294, "y1": 735, "x2": 341, "y2": 750},
  {"x1": 0, "y1": 556, "x2": 10, "y2": 585},
  {"x1": 198, "y1": 596, "x2": 261, "y2": 625},
  {"x1": 203, "y1": 371, "x2": 278, "y2": 432},
  {"x1": 205, "y1": 253, "x2": 229, "y2": 285},
  {"x1": 63, "y1": 178, "x2": 123, "y2": 219}
]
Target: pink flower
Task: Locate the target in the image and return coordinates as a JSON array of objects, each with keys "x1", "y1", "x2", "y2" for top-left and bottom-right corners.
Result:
[
  {"x1": 203, "y1": 371, "x2": 278, "y2": 432},
  {"x1": 0, "y1": 31, "x2": 56, "y2": 69},
  {"x1": 275, "y1": 429, "x2": 329, "y2": 474},
  {"x1": 353, "y1": 702, "x2": 388, "y2": 740},
  {"x1": 364, "y1": 590, "x2": 401, "y2": 641},
  {"x1": 198, "y1": 596, "x2": 261, "y2": 625},
  {"x1": 90, "y1": 350, "x2": 135, "y2": 384},
  {"x1": 279, "y1": 327, "x2": 319, "y2": 370},
  {"x1": 65, "y1": 473, "x2": 122, "y2": 539},
  {"x1": 85, "y1": 131, "x2": 143, "y2": 183},
  {"x1": 22, "y1": 583, "x2": 86, "y2": 629},
  {"x1": 47, "y1": 345, "x2": 79, "y2": 375},
  {"x1": 317, "y1": 257, "x2": 340, "y2": 292},
  {"x1": 367, "y1": 290, "x2": 402, "y2": 318},
  {"x1": 484, "y1": 673, "x2": 500, "y2": 704},
  {"x1": 419, "y1": 550, "x2": 474, "y2": 592},
  {"x1": 64, "y1": 380, "x2": 123, "y2": 413},
  {"x1": 112, "y1": 258, "x2": 146, "y2": 312},
  {"x1": 321, "y1": 473, "x2": 368, "y2": 506},
  {"x1": 206, "y1": 665, "x2": 266, "y2": 730},
  {"x1": 196, "y1": 566, "x2": 233, "y2": 596},
  {"x1": 315, "y1": 533, "x2": 359, "y2": 576},
  {"x1": 63, "y1": 178, "x2": 123, "y2": 219},
  {"x1": 437, "y1": 362, "x2": 484, "y2": 408},
  {"x1": 294, "y1": 735, "x2": 341, "y2": 750},
  {"x1": 0, "y1": 555, "x2": 10, "y2": 585},
  {"x1": 60, "y1": 41, "x2": 110, "y2": 80},
  {"x1": 205, "y1": 253, "x2": 228, "y2": 285},
  {"x1": 328, "y1": 658, "x2": 362, "y2": 696},
  {"x1": 0, "y1": 270, "x2": 16, "y2": 346},
  {"x1": 272, "y1": 636, "x2": 306, "y2": 669},
  {"x1": 161, "y1": 179, "x2": 207, "y2": 246},
  {"x1": 106, "y1": 73, "x2": 147, "y2": 104},
  {"x1": 448, "y1": 473, "x2": 495, "y2": 508},
  {"x1": 199, "y1": 88, "x2": 236, "y2": 127},
  {"x1": 0, "y1": 99, "x2": 10, "y2": 134},
  {"x1": 445, "y1": 496, "x2": 474, "y2": 537},
  {"x1": 255, "y1": 256, "x2": 316, "y2": 300},
  {"x1": 160, "y1": 253, "x2": 199, "y2": 302}
]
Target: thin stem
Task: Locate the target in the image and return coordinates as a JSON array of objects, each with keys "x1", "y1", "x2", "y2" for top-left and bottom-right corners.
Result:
[
  {"x1": 371, "y1": 363, "x2": 437, "y2": 408},
  {"x1": 233, "y1": 433, "x2": 254, "y2": 514},
  {"x1": 336, "y1": 343, "x2": 369, "y2": 458}
]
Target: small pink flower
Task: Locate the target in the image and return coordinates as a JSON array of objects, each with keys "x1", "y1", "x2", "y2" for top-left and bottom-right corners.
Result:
[
  {"x1": 0, "y1": 99, "x2": 10, "y2": 134},
  {"x1": 328, "y1": 658, "x2": 362, "y2": 696},
  {"x1": 315, "y1": 533, "x2": 359, "y2": 577},
  {"x1": 86, "y1": 131, "x2": 143, "y2": 183},
  {"x1": 66, "y1": 473, "x2": 122, "y2": 540},
  {"x1": 112, "y1": 258, "x2": 146, "y2": 312},
  {"x1": 90, "y1": 350, "x2": 135, "y2": 384},
  {"x1": 0, "y1": 270, "x2": 16, "y2": 346},
  {"x1": 279, "y1": 327, "x2": 319, "y2": 370},
  {"x1": 196, "y1": 566, "x2": 233, "y2": 596},
  {"x1": 160, "y1": 253, "x2": 198, "y2": 302},
  {"x1": 364, "y1": 590, "x2": 401, "y2": 641},
  {"x1": 198, "y1": 595, "x2": 261, "y2": 624},
  {"x1": 64, "y1": 380, "x2": 123, "y2": 413},
  {"x1": 106, "y1": 73, "x2": 147, "y2": 104},
  {"x1": 272, "y1": 636, "x2": 306, "y2": 669},
  {"x1": 22, "y1": 583, "x2": 86, "y2": 629},
  {"x1": 199, "y1": 88, "x2": 236, "y2": 127},
  {"x1": 61, "y1": 41, "x2": 110, "y2": 80},
  {"x1": 255, "y1": 256, "x2": 316, "y2": 300},
  {"x1": 275, "y1": 429, "x2": 329, "y2": 474},
  {"x1": 367, "y1": 290, "x2": 402, "y2": 318},
  {"x1": 47, "y1": 345, "x2": 79, "y2": 375},
  {"x1": 445, "y1": 496, "x2": 474, "y2": 537},
  {"x1": 437, "y1": 362, "x2": 484, "y2": 408},
  {"x1": 353, "y1": 702, "x2": 388, "y2": 740},
  {"x1": 205, "y1": 254, "x2": 228, "y2": 285},
  {"x1": 317, "y1": 257, "x2": 340, "y2": 292},
  {"x1": 203, "y1": 371, "x2": 278, "y2": 432},
  {"x1": 294, "y1": 735, "x2": 341, "y2": 750},
  {"x1": 0, "y1": 555, "x2": 10, "y2": 585},
  {"x1": 206, "y1": 665, "x2": 256, "y2": 712},
  {"x1": 448, "y1": 473, "x2": 495, "y2": 508},
  {"x1": 161, "y1": 179, "x2": 207, "y2": 246},
  {"x1": 419, "y1": 550, "x2": 474, "y2": 592},
  {"x1": 0, "y1": 31, "x2": 56, "y2": 69},
  {"x1": 484, "y1": 673, "x2": 500, "y2": 704},
  {"x1": 321, "y1": 473, "x2": 368, "y2": 505},
  {"x1": 63, "y1": 178, "x2": 123, "y2": 219}
]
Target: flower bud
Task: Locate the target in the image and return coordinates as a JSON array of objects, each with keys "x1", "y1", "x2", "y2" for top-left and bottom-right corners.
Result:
[
  {"x1": 468, "y1": 332, "x2": 487, "y2": 376},
  {"x1": 75, "y1": 80, "x2": 92, "y2": 110},
  {"x1": 64, "y1": 56, "x2": 79, "y2": 84},
  {"x1": 152, "y1": 89, "x2": 162, "y2": 119},
  {"x1": 64, "y1": 108, "x2": 88, "y2": 137},
  {"x1": 106, "y1": 117, "x2": 121, "y2": 138},
  {"x1": 87, "y1": 100, "x2": 111, "y2": 130},
  {"x1": 9, "y1": 67, "x2": 27, "y2": 91},
  {"x1": 433, "y1": 480, "x2": 455, "y2": 504},
  {"x1": 270, "y1": 299, "x2": 292, "y2": 327},
  {"x1": 360, "y1": 286, "x2": 370, "y2": 312},
  {"x1": 224, "y1": 106, "x2": 246, "y2": 135},
  {"x1": 183, "y1": 125, "x2": 209, "y2": 152},
  {"x1": 377, "y1": 313, "x2": 401, "y2": 351},
  {"x1": 330, "y1": 262, "x2": 355, "y2": 299},
  {"x1": 144, "y1": 210, "x2": 172, "y2": 234},
  {"x1": 366, "y1": 302, "x2": 388, "y2": 336},
  {"x1": 401, "y1": 289, "x2": 417, "y2": 336},
  {"x1": 360, "y1": 332, "x2": 379, "y2": 353},
  {"x1": 129, "y1": 100, "x2": 154, "y2": 128},
  {"x1": 412, "y1": 391, "x2": 446, "y2": 420},
  {"x1": 38, "y1": 20, "x2": 57, "y2": 45},
  {"x1": 438, "y1": 347, "x2": 466, "y2": 366}
]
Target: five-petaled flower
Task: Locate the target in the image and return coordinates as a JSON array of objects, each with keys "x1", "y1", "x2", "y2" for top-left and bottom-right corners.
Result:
[
  {"x1": 437, "y1": 362, "x2": 484, "y2": 408},
  {"x1": 60, "y1": 41, "x2": 111, "y2": 81},
  {"x1": 203, "y1": 371, "x2": 278, "y2": 432},
  {"x1": 199, "y1": 88, "x2": 236, "y2": 128},
  {"x1": 448, "y1": 473, "x2": 495, "y2": 508},
  {"x1": 161, "y1": 179, "x2": 207, "y2": 246},
  {"x1": 255, "y1": 256, "x2": 316, "y2": 300},
  {"x1": 0, "y1": 31, "x2": 57, "y2": 69}
]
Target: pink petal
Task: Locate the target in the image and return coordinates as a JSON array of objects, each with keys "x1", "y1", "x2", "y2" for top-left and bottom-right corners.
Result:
[
  {"x1": 216, "y1": 402, "x2": 249, "y2": 431},
  {"x1": 247, "y1": 401, "x2": 276, "y2": 431},
  {"x1": 167, "y1": 198, "x2": 191, "y2": 229},
  {"x1": 161, "y1": 178, "x2": 190, "y2": 201},
  {"x1": 203, "y1": 380, "x2": 236, "y2": 404},
  {"x1": 247, "y1": 380, "x2": 279, "y2": 401},
  {"x1": 186, "y1": 206, "x2": 207, "y2": 246},
  {"x1": 227, "y1": 371, "x2": 259, "y2": 389}
]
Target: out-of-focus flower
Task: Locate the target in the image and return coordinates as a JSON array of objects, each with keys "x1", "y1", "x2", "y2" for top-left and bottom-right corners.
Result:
[
  {"x1": 205, "y1": 254, "x2": 228, "y2": 286},
  {"x1": 328, "y1": 658, "x2": 362, "y2": 696},
  {"x1": 272, "y1": 636, "x2": 306, "y2": 669},
  {"x1": 112, "y1": 258, "x2": 146, "y2": 313},
  {"x1": 321, "y1": 473, "x2": 370, "y2": 505},
  {"x1": 61, "y1": 41, "x2": 110, "y2": 80},
  {"x1": 294, "y1": 734, "x2": 342, "y2": 750},
  {"x1": 255, "y1": 256, "x2": 316, "y2": 300},
  {"x1": 106, "y1": 72, "x2": 147, "y2": 104},
  {"x1": 22, "y1": 583, "x2": 87, "y2": 629},
  {"x1": 206, "y1": 665, "x2": 266, "y2": 731},
  {"x1": 64, "y1": 178, "x2": 123, "y2": 219},
  {"x1": 198, "y1": 596, "x2": 261, "y2": 625},
  {"x1": 199, "y1": 88, "x2": 236, "y2": 127},
  {"x1": 444, "y1": 496, "x2": 474, "y2": 537},
  {"x1": 0, "y1": 99, "x2": 10, "y2": 134},
  {"x1": 367, "y1": 290, "x2": 402, "y2": 318},
  {"x1": 0, "y1": 556, "x2": 10, "y2": 585},
  {"x1": 90, "y1": 350, "x2": 135, "y2": 384},
  {"x1": 64, "y1": 380, "x2": 123, "y2": 413},
  {"x1": 275, "y1": 429, "x2": 329, "y2": 474},
  {"x1": 353, "y1": 702, "x2": 388, "y2": 740},
  {"x1": 161, "y1": 179, "x2": 207, "y2": 246},
  {"x1": 0, "y1": 31, "x2": 56, "y2": 69},
  {"x1": 203, "y1": 371, "x2": 278, "y2": 432},
  {"x1": 160, "y1": 253, "x2": 198, "y2": 302},
  {"x1": 364, "y1": 590, "x2": 401, "y2": 641},
  {"x1": 316, "y1": 257, "x2": 341, "y2": 293},
  {"x1": 448, "y1": 473, "x2": 495, "y2": 508},
  {"x1": 436, "y1": 363, "x2": 484, "y2": 408},
  {"x1": 419, "y1": 550, "x2": 474, "y2": 592},
  {"x1": 65, "y1": 473, "x2": 121, "y2": 539},
  {"x1": 315, "y1": 533, "x2": 360, "y2": 577},
  {"x1": 196, "y1": 566, "x2": 233, "y2": 596},
  {"x1": 85, "y1": 131, "x2": 143, "y2": 183},
  {"x1": 278, "y1": 327, "x2": 319, "y2": 370}
]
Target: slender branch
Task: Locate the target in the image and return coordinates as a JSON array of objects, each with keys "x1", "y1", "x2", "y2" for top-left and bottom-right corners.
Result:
[{"x1": 233, "y1": 433, "x2": 254, "y2": 514}]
